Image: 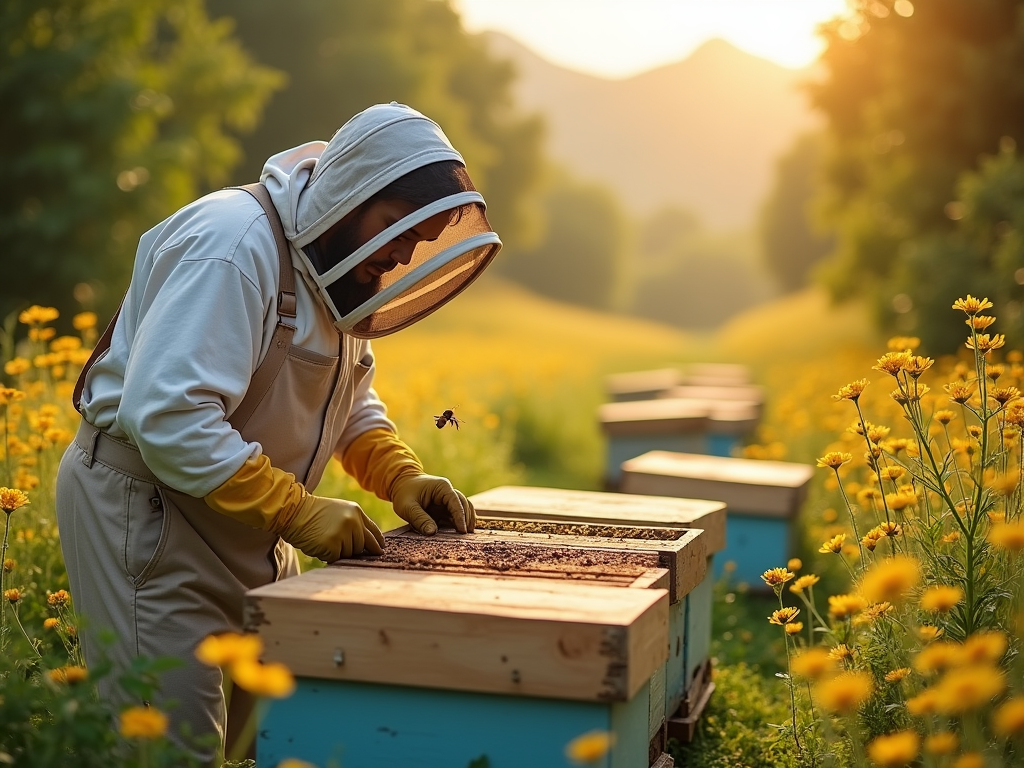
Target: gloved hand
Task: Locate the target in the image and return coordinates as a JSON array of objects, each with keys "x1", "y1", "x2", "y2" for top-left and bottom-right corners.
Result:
[
  {"x1": 341, "y1": 428, "x2": 475, "y2": 535},
  {"x1": 204, "y1": 453, "x2": 385, "y2": 561},
  {"x1": 391, "y1": 473, "x2": 476, "y2": 535}
]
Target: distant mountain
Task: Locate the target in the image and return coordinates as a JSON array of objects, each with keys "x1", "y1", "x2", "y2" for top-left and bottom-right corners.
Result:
[{"x1": 482, "y1": 32, "x2": 820, "y2": 229}]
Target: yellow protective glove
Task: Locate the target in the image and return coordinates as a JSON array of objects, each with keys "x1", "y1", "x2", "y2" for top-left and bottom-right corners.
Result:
[
  {"x1": 204, "y1": 454, "x2": 385, "y2": 561},
  {"x1": 341, "y1": 428, "x2": 474, "y2": 535}
]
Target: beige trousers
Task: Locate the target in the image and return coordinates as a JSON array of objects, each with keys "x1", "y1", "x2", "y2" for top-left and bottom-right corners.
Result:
[{"x1": 56, "y1": 427, "x2": 299, "y2": 764}]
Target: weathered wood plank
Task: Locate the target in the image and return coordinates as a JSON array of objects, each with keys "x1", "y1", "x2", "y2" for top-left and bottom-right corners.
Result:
[
  {"x1": 599, "y1": 399, "x2": 709, "y2": 437},
  {"x1": 470, "y1": 485, "x2": 727, "y2": 555},
  {"x1": 246, "y1": 567, "x2": 668, "y2": 702}
]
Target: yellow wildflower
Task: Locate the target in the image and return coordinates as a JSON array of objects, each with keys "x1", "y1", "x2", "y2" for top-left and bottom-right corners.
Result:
[
  {"x1": 966, "y1": 333, "x2": 1006, "y2": 353},
  {"x1": 884, "y1": 667, "x2": 911, "y2": 683},
  {"x1": 2, "y1": 558, "x2": 14, "y2": 573},
  {"x1": 3, "y1": 357, "x2": 31, "y2": 376},
  {"x1": 866, "y1": 730, "x2": 919, "y2": 767},
  {"x1": 814, "y1": 671, "x2": 873, "y2": 714},
  {"x1": 992, "y1": 696, "x2": 1024, "y2": 736},
  {"x1": 960, "y1": 631, "x2": 1007, "y2": 665},
  {"x1": 18, "y1": 305, "x2": 60, "y2": 325},
  {"x1": 988, "y1": 520, "x2": 1024, "y2": 552},
  {"x1": 0, "y1": 487, "x2": 30, "y2": 514},
  {"x1": 4, "y1": 588, "x2": 21, "y2": 603},
  {"x1": 860, "y1": 602, "x2": 894, "y2": 623},
  {"x1": 816, "y1": 451, "x2": 852, "y2": 469},
  {"x1": 874, "y1": 351, "x2": 911, "y2": 376},
  {"x1": 879, "y1": 521, "x2": 902, "y2": 537},
  {"x1": 820, "y1": 533, "x2": 847, "y2": 554},
  {"x1": 790, "y1": 648, "x2": 833, "y2": 679},
  {"x1": 987, "y1": 509, "x2": 1006, "y2": 525},
  {"x1": 913, "y1": 641, "x2": 961, "y2": 674},
  {"x1": 859, "y1": 555, "x2": 921, "y2": 603},
  {"x1": 990, "y1": 386, "x2": 1021, "y2": 405},
  {"x1": 940, "y1": 530, "x2": 961, "y2": 544},
  {"x1": 768, "y1": 607, "x2": 800, "y2": 626},
  {"x1": 887, "y1": 336, "x2": 920, "y2": 351},
  {"x1": 945, "y1": 382, "x2": 975, "y2": 403},
  {"x1": 933, "y1": 409, "x2": 956, "y2": 425},
  {"x1": 48, "y1": 665, "x2": 89, "y2": 684},
  {"x1": 786, "y1": 557, "x2": 802, "y2": 571},
  {"x1": 761, "y1": 567, "x2": 795, "y2": 588},
  {"x1": 952, "y1": 295, "x2": 993, "y2": 315},
  {"x1": 565, "y1": 730, "x2": 615, "y2": 764},
  {"x1": 879, "y1": 466, "x2": 905, "y2": 481},
  {"x1": 195, "y1": 632, "x2": 263, "y2": 667},
  {"x1": 933, "y1": 665, "x2": 1005, "y2": 714},
  {"x1": 917, "y1": 625, "x2": 943, "y2": 642},
  {"x1": 43, "y1": 617, "x2": 59, "y2": 630},
  {"x1": 923, "y1": 732, "x2": 958, "y2": 755},
  {"x1": 784, "y1": 622, "x2": 803, "y2": 635},
  {"x1": 833, "y1": 379, "x2": 869, "y2": 401},
  {"x1": 230, "y1": 659, "x2": 295, "y2": 698},
  {"x1": 72, "y1": 311, "x2": 98, "y2": 331},
  {"x1": 906, "y1": 688, "x2": 942, "y2": 716},
  {"x1": 919, "y1": 585, "x2": 963, "y2": 612},
  {"x1": 828, "y1": 644, "x2": 854, "y2": 661},
  {"x1": 47, "y1": 589, "x2": 70, "y2": 607},
  {"x1": 885, "y1": 491, "x2": 917, "y2": 511},
  {"x1": 904, "y1": 355, "x2": 934, "y2": 377},
  {"x1": 789, "y1": 574, "x2": 820, "y2": 593},
  {"x1": 828, "y1": 593, "x2": 868, "y2": 619},
  {"x1": 867, "y1": 424, "x2": 891, "y2": 444},
  {"x1": 952, "y1": 753, "x2": 984, "y2": 768},
  {"x1": 119, "y1": 706, "x2": 169, "y2": 739}
]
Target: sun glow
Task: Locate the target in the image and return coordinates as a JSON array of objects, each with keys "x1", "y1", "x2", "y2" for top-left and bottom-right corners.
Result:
[{"x1": 455, "y1": 0, "x2": 850, "y2": 77}]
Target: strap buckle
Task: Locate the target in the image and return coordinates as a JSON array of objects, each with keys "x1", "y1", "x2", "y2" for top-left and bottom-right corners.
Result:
[{"x1": 278, "y1": 291, "x2": 297, "y2": 318}]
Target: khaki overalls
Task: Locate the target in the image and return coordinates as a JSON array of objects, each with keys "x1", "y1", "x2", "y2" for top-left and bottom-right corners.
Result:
[{"x1": 56, "y1": 184, "x2": 371, "y2": 761}]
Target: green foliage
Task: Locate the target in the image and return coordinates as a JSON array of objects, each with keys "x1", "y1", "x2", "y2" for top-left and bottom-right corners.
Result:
[
  {"x1": 207, "y1": 0, "x2": 545, "y2": 251},
  {"x1": 0, "y1": 0, "x2": 282, "y2": 324},
  {"x1": 669, "y1": 662, "x2": 799, "y2": 768},
  {"x1": 759, "y1": 133, "x2": 834, "y2": 293},
  {"x1": 628, "y1": 207, "x2": 775, "y2": 329},
  {"x1": 811, "y1": 0, "x2": 1024, "y2": 352},
  {"x1": 498, "y1": 173, "x2": 629, "y2": 311}
]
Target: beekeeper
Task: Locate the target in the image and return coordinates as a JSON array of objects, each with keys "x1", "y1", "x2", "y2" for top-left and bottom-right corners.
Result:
[{"x1": 56, "y1": 102, "x2": 501, "y2": 759}]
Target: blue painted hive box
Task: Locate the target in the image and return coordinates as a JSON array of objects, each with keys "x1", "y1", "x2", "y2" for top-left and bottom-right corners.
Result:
[
  {"x1": 619, "y1": 451, "x2": 814, "y2": 589},
  {"x1": 245, "y1": 563, "x2": 671, "y2": 768},
  {"x1": 470, "y1": 486, "x2": 726, "y2": 742}
]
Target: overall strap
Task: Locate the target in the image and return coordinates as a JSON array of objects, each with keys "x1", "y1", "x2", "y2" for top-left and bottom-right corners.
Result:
[
  {"x1": 224, "y1": 182, "x2": 297, "y2": 429},
  {"x1": 71, "y1": 183, "x2": 298, "y2": 425}
]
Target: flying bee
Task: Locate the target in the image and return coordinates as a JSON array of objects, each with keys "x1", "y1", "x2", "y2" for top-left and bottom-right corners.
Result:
[{"x1": 433, "y1": 407, "x2": 462, "y2": 430}]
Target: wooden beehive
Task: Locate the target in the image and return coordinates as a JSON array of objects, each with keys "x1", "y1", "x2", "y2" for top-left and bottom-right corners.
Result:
[
  {"x1": 471, "y1": 486, "x2": 725, "y2": 739},
  {"x1": 247, "y1": 564, "x2": 671, "y2": 768},
  {"x1": 620, "y1": 450, "x2": 814, "y2": 588},
  {"x1": 682, "y1": 362, "x2": 752, "y2": 387},
  {"x1": 598, "y1": 399, "x2": 709, "y2": 486},
  {"x1": 605, "y1": 367, "x2": 682, "y2": 402}
]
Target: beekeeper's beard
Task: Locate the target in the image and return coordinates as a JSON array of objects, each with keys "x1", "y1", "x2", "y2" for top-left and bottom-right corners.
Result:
[{"x1": 306, "y1": 216, "x2": 384, "y2": 318}]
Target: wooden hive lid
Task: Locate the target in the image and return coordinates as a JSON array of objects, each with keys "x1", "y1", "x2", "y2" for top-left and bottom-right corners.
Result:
[
  {"x1": 661, "y1": 384, "x2": 765, "y2": 403},
  {"x1": 471, "y1": 485, "x2": 727, "y2": 555},
  {"x1": 598, "y1": 398, "x2": 710, "y2": 436},
  {"x1": 682, "y1": 363, "x2": 752, "y2": 385},
  {"x1": 605, "y1": 368, "x2": 682, "y2": 399},
  {"x1": 620, "y1": 451, "x2": 815, "y2": 518},
  {"x1": 246, "y1": 566, "x2": 668, "y2": 703}
]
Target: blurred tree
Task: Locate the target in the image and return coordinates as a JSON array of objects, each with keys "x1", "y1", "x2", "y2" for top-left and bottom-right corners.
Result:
[
  {"x1": 758, "y1": 132, "x2": 834, "y2": 292},
  {"x1": 207, "y1": 0, "x2": 544, "y2": 251},
  {"x1": 629, "y1": 208, "x2": 774, "y2": 329},
  {"x1": 499, "y1": 174, "x2": 628, "y2": 311},
  {"x1": 0, "y1": 0, "x2": 282, "y2": 324},
  {"x1": 811, "y1": 0, "x2": 1024, "y2": 352}
]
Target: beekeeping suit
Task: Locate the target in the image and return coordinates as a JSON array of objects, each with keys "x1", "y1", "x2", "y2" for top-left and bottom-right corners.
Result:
[{"x1": 56, "y1": 103, "x2": 500, "y2": 760}]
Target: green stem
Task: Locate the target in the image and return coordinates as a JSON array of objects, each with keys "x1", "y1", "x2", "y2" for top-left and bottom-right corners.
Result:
[
  {"x1": 783, "y1": 633, "x2": 802, "y2": 754},
  {"x1": 9, "y1": 602, "x2": 40, "y2": 658},
  {"x1": 835, "y1": 470, "x2": 866, "y2": 564},
  {"x1": 0, "y1": 512, "x2": 10, "y2": 648}
]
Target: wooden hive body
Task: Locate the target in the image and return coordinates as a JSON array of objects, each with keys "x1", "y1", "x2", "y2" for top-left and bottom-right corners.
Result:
[
  {"x1": 620, "y1": 450, "x2": 814, "y2": 588},
  {"x1": 470, "y1": 486, "x2": 725, "y2": 741},
  {"x1": 248, "y1": 565, "x2": 671, "y2": 768}
]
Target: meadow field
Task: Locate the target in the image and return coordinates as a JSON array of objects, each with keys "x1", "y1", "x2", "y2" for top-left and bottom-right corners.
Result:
[{"x1": 4, "y1": 278, "x2": 1024, "y2": 767}]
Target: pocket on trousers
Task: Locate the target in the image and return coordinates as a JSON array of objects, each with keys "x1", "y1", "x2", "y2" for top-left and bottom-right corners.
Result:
[{"x1": 124, "y1": 480, "x2": 170, "y2": 585}]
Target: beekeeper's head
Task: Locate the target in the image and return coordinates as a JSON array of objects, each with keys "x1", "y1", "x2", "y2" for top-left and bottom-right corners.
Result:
[{"x1": 292, "y1": 103, "x2": 501, "y2": 338}]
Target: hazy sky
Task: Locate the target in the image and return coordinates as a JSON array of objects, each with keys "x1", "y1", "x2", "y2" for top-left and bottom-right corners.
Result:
[{"x1": 454, "y1": 0, "x2": 850, "y2": 78}]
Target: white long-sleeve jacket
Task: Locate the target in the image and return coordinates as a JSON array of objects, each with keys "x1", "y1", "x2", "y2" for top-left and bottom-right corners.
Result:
[{"x1": 80, "y1": 141, "x2": 395, "y2": 497}]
